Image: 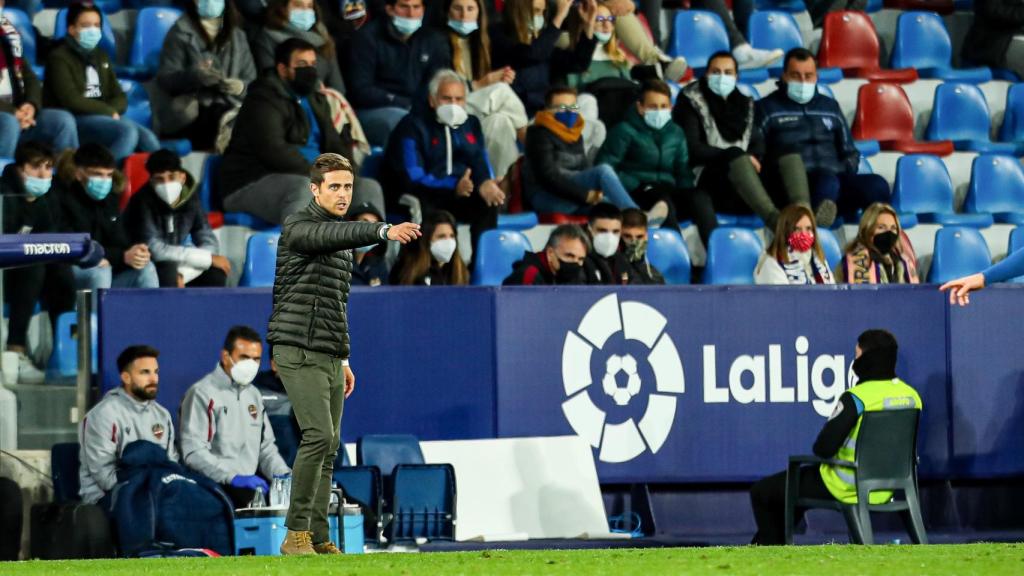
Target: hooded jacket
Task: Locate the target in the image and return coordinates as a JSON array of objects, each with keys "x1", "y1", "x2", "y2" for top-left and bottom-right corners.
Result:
[
  {"x1": 43, "y1": 39, "x2": 126, "y2": 116},
  {"x1": 78, "y1": 388, "x2": 178, "y2": 505},
  {"x1": 0, "y1": 15, "x2": 42, "y2": 114},
  {"x1": 754, "y1": 83, "x2": 859, "y2": 175},
  {"x1": 597, "y1": 106, "x2": 694, "y2": 192},
  {"x1": 123, "y1": 174, "x2": 218, "y2": 271},
  {"x1": 54, "y1": 155, "x2": 132, "y2": 273},
  {"x1": 347, "y1": 18, "x2": 450, "y2": 110}
]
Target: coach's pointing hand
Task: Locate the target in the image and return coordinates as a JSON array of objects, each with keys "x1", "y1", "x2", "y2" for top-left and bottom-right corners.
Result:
[{"x1": 387, "y1": 222, "x2": 422, "y2": 244}]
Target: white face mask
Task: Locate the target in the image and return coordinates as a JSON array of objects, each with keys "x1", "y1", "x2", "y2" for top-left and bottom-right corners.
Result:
[
  {"x1": 430, "y1": 237, "x2": 458, "y2": 264},
  {"x1": 593, "y1": 231, "x2": 620, "y2": 258},
  {"x1": 154, "y1": 181, "x2": 183, "y2": 206},
  {"x1": 531, "y1": 14, "x2": 545, "y2": 32},
  {"x1": 229, "y1": 357, "x2": 260, "y2": 386},
  {"x1": 435, "y1": 103, "x2": 468, "y2": 128}
]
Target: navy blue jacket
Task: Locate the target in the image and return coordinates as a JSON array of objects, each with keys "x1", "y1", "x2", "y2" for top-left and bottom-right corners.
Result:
[
  {"x1": 754, "y1": 84, "x2": 859, "y2": 175},
  {"x1": 347, "y1": 19, "x2": 450, "y2": 110},
  {"x1": 382, "y1": 107, "x2": 493, "y2": 204}
]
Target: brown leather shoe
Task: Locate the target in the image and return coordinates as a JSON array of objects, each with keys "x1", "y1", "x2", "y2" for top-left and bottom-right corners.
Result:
[
  {"x1": 280, "y1": 530, "x2": 316, "y2": 555},
  {"x1": 313, "y1": 540, "x2": 342, "y2": 555}
]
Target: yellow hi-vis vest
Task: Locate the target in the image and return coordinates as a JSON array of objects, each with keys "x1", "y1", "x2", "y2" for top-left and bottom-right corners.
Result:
[{"x1": 819, "y1": 378, "x2": 923, "y2": 504}]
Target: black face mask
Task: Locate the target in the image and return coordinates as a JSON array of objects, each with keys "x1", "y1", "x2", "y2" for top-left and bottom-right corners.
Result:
[
  {"x1": 290, "y1": 66, "x2": 319, "y2": 96},
  {"x1": 554, "y1": 259, "x2": 583, "y2": 284},
  {"x1": 872, "y1": 230, "x2": 898, "y2": 254}
]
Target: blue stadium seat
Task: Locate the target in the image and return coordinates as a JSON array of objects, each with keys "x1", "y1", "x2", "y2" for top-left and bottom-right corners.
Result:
[
  {"x1": 471, "y1": 229, "x2": 532, "y2": 285},
  {"x1": 890, "y1": 12, "x2": 992, "y2": 83},
  {"x1": 390, "y1": 464, "x2": 457, "y2": 542},
  {"x1": 358, "y1": 434, "x2": 424, "y2": 477},
  {"x1": 497, "y1": 212, "x2": 539, "y2": 230},
  {"x1": 129, "y1": 7, "x2": 183, "y2": 77},
  {"x1": 927, "y1": 226, "x2": 992, "y2": 283},
  {"x1": 646, "y1": 227, "x2": 691, "y2": 284},
  {"x1": 238, "y1": 232, "x2": 280, "y2": 287},
  {"x1": 855, "y1": 140, "x2": 881, "y2": 157},
  {"x1": 715, "y1": 214, "x2": 764, "y2": 228},
  {"x1": 53, "y1": 7, "x2": 117, "y2": 61},
  {"x1": 51, "y1": 442, "x2": 81, "y2": 505},
  {"x1": 737, "y1": 83, "x2": 760, "y2": 100},
  {"x1": 866, "y1": 0, "x2": 883, "y2": 11},
  {"x1": 4, "y1": 8, "x2": 36, "y2": 65},
  {"x1": 754, "y1": 0, "x2": 807, "y2": 12},
  {"x1": 670, "y1": 11, "x2": 769, "y2": 82},
  {"x1": 748, "y1": 11, "x2": 829, "y2": 78},
  {"x1": 817, "y1": 227, "x2": 842, "y2": 271},
  {"x1": 892, "y1": 154, "x2": 993, "y2": 227},
  {"x1": 926, "y1": 84, "x2": 1024, "y2": 154},
  {"x1": 119, "y1": 78, "x2": 152, "y2": 128},
  {"x1": 998, "y1": 83, "x2": 1024, "y2": 144},
  {"x1": 858, "y1": 155, "x2": 873, "y2": 174},
  {"x1": 704, "y1": 227, "x2": 763, "y2": 285},
  {"x1": 1006, "y1": 227, "x2": 1024, "y2": 283},
  {"x1": 817, "y1": 84, "x2": 836, "y2": 99},
  {"x1": 965, "y1": 155, "x2": 1024, "y2": 224},
  {"x1": 47, "y1": 312, "x2": 98, "y2": 378},
  {"x1": 198, "y1": 154, "x2": 221, "y2": 211}
]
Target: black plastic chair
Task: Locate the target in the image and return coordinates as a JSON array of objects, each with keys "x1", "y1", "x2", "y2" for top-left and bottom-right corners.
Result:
[{"x1": 784, "y1": 409, "x2": 927, "y2": 545}]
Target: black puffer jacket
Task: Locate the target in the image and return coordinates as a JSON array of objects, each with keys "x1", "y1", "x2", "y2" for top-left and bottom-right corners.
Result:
[{"x1": 267, "y1": 200, "x2": 388, "y2": 358}]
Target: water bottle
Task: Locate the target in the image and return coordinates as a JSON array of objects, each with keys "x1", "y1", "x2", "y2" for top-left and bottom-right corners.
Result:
[
  {"x1": 250, "y1": 486, "x2": 265, "y2": 508},
  {"x1": 270, "y1": 474, "x2": 291, "y2": 507}
]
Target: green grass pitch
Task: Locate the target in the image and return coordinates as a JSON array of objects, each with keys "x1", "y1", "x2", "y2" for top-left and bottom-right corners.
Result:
[{"x1": 6, "y1": 544, "x2": 1024, "y2": 575}]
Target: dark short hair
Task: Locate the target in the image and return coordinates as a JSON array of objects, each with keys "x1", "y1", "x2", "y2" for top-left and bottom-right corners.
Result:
[
  {"x1": 15, "y1": 141, "x2": 54, "y2": 168},
  {"x1": 544, "y1": 84, "x2": 578, "y2": 108},
  {"x1": 640, "y1": 78, "x2": 671, "y2": 101},
  {"x1": 274, "y1": 37, "x2": 318, "y2": 67},
  {"x1": 546, "y1": 224, "x2": 591, "y2": 253},
  {"x1": 783, "y1": 47, "x2": 816, "y2": 73},
  {"x1": 145, "y1": 149, "x2": 183, "y2": 175},
  {"x1": 706, "y1": 50, "x2": 738, "y2": 73},
  {"x1": 223, "y1": 325, "x2": 262, "y2": 353},
  {"x1": 310, "y1": 153, "x2": 353, "y2": 185},
  {"x1": 74, "y1": 143, "x2": 115, "y2": 170},
  {"x1": 67, "y1": 1, "x2": 103, "y2": 27},
  {"x1": 621, "y1": 208, "x2": 647, "y2": 229},
  {"x1": 588, "y1": 203, "x2": 621, "y2": 225},
  {"x1": 117, "y1": 345, "x2": 160, "y2": 374},
  {"x1": 858, "y1": 329, "x2": 898, "y2": 354}
]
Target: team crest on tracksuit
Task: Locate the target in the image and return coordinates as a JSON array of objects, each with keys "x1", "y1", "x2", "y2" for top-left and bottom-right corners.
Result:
[
  {"x1": 248, "y1": 405, "x2": 258, "y2": 420},
  {"x1": 152, "y1": 423, "x2": 165, "y2": 440}
]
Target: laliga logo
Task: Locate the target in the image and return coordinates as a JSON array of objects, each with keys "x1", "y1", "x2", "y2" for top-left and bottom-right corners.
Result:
[{"x1": 561, "y1": 294, "x2": 684, "y2": 464}]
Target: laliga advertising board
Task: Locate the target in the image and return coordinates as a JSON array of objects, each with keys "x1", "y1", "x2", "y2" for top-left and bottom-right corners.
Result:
[{"x1": 494, "y1": 286, "x2": 950, "y2": 484}]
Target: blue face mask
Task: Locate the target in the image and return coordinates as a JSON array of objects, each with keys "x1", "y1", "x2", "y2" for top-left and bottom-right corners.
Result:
[
  {"x1": 392, "y1": 15, "x2": 423, "y2": 36},
  {"x1": 76, "y1": 26, "x2": 102, "y2": 51},
  {"x1": 198, "y1": 0, "x2": 226, "y2": 19},
  {"x1": 787, "y1": 81, "x2": 817, "y2": 105},
  {"x1": 289, "y1": 8, "x2": 317, "y2": 31},
  {"x1": 24, "y1": 176, "x2": 52, "y2": 198},
  {"x1": 447, "y1": 18, "x2": 478, "y2": 36},
  {"x1": 85, "y1": 176, "x2": 113, "y2": 201},
  {"x1": 554, "y1": 110, "x2": 579, "y2": 128},
  {"x1": 707, "y1": 73, "x2": 737, "y2": 98},
  {"x1": 643, "y1": 108, "x2": 672, "y2": 130}
]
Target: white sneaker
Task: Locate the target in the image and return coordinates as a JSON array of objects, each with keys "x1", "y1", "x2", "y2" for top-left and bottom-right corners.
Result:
[
  {"x1": 646, "y1": 201, "x2": 669, "y2": 228},
  {"x1": 16, "y1": 353, "x2": 45, "y2": 384},
  {"x1": 733, "y1": 44, "x2": 784, "y2": 70}
]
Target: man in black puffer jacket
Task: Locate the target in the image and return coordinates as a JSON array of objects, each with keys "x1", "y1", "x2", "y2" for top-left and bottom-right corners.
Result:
[{"x1": 268, "y1": 153, "x2": 420, "y2": 556}]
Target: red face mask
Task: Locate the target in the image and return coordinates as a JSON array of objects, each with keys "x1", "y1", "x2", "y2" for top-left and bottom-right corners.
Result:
[{"x1": 787, "y1": 231, "x2": 815, "y2": 253}]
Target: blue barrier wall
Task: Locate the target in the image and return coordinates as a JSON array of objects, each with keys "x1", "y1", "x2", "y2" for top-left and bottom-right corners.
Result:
[{"x1": 97, "y1": 284, "x2": 1022, "y2": 483}]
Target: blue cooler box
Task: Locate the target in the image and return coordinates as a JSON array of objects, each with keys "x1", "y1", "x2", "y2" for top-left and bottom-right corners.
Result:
[
  {"x1": 341, "y1": 507, "x2": 364, "y2": 554},
  {"x1": 234, "y1": 508, "x2": 364, "y2": 555}
]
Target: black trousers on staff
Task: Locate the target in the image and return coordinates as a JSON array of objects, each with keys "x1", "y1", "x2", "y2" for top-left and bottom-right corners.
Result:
[{"x1": 750, "y1": 466, "x2": 834, "y2": 545}]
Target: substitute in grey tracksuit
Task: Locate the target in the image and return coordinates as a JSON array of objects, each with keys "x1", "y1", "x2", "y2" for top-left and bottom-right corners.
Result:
[
  {"x1": 179, "y1": 365, "x2": 290, "y2": 487},
  {"x1": 79, "y1": 388, "x2": 178, "y2": 505}
]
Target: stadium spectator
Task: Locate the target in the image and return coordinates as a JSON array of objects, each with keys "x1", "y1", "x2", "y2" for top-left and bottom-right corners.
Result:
[
  {"x1": 180, "y1": 326, "x2": 290, "y2": 509},
  {"x1": 589, "y1": 1, "x2": 687, "y2": 83},
  {"x1": 836, "y1": 202, "x2": 918, "y2": 284},
  {"x1": 619, "y1": 207, "x2": 664, "y2": 284},
  {"x1": 79, "y1": 345, "x2": 178, "y2": 507},
  {"x1": 382, "y1": 69, "x2": 502, "y2": 249},
  {"x1": 675, "y1": 52, "x2": 809, "y2": 238},
  {"x1": 347, "y1": 0, "x2": 450, "y2": 147},
  {"x1": 750, "y1": 329, "x2": 921, "y2": 545},
  {"x1": 390, "y1": 210, "x2": 469, "y2": 285},
  {"x1": 0, "y1": 7, "x2": 78, "y2": 158},
  {"x1": 583, "y1": 202, "x2": 624, "y2": 284},
  {"x1": 490, "y1": 0, "x2": 599, "y2": 116},
  {"x1": 123, "y1": 150, "x2": 229, "y2": 288},
  {"x1": 691, "y1": 0, "x2": 782, "y2": 69},
  {"x1": 503, "y1": 223, "x2": 590, "y2": 285},
  {"x1": 56, "y1": 143, "x2": 160, "y2": 289},
  {"x1": 347, "y1": 202, "x2": 390, "y2": 286},
  {"x1": 754, "y1": 204, "x2": 834, "y2": 285},
  {"x1": 152, "y1": 0, "x2": 257, "y2": 151},
  {"x1": 523, "y1": 85, "x2": 637, "y2": 215},
  {"x1": 597, "y1": 79, "x2": 692, "y2": 230},
  {"x1": 963, "y1": 0, "x2": 1024, "y2": 80},
  {"x1": 755, "y1": 48, "x2": 889, "y2": 228},
  {"x1": 0, "y1": 142, "x2": 76, "y2": 384},
  {"x1": 445, "y1": 0, "x2": 529, "y2": 179},
  {"x1": 567, "y1": 5, "x2": 630, "y2": 88},
  {"x1": 316, "y1": 0, "x2": 369, "y2": 87},
  {"x1": 221, "y1": 38, "x2": 384, "y2": 225},
  {"x1": 42, "y1": 2, "x2": 159, "y2": 161},
  {"x1": 253, "y1": 0, "x2": 346, "y2": 93}
]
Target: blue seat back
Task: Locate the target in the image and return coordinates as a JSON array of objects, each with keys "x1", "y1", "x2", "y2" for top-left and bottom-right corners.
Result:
[
  {"x1": 705, "y1": 227, "x2": 763, "y2": 285},
  {"x1": 199, "y1": 154, "x2": 223, "y2": 212},
  {"x1": 4, "y1": 8, "x2": 36, "y2": 64},
  {"x1": 890, "y1": 11, "x2": 952, "y2": 70},
  {"x1": 965, "y1": 155, "x2": 1024, "y2": 214},
  {"x1": 748, "y1": 11, "x2": 802, "y2": 72},
  {"x1": 925, "y1": 83, "x2": 992, "y2": 142},
  {"x1": 817, "y1": 227, "x2": 842, "y2": 271},
  {"x1": 119, "y1": 78, "x2": 153, "y2": 128},
  {"x1": 471, "y1": 229, "x2": 532, "y2": 285},
  {"x1": 358, "y1": 434, "x2": 424, "y2": 477},
  {"x1": 999, "y1": 83, "x2": 1024, "y2": 142},
  {"x1": 130, "y1": 7, "x2": 183, "y2": 71},
  {"x1": 1007, "y1": 227, "x2": 1024, "y2": 283},
  {"x1": 390, "y1": 464, "x2": 456, "y2": 541},
  {"x1": 817, "y1": 83, "x2": 836, "y2": 99},
  {"x1": 51, "y1": 442, "x2": 81, "y2": 505},
  {"x1": 858, "y1": 155, "x2": 873, "y2": 174},
  {"x1": 646, "y1": 227, "x2": 691, "y2": 284},
  {"x1": 892, "y1": 154, "x2": 955, "y2": 214},
  {"x1": 47, "y1": 311, "x2": 98, "y2": 378},
  {"x1": 238, "y1": 232, "x2": 280, "y2": 287},
  {"x1": 54, "y1": 7, "x2": 117, "y2": 61},
  {"x1": 669, "y1": 11, "x2": 730, "y2": 70},
  {"x1": 927, "y1": 226, "x2": 992, "y2": 283},
  {"x1": 737, "y1": 83, "x2": 760, "y2": 100}
]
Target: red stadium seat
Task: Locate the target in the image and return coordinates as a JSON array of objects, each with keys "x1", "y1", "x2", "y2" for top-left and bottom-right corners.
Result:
[
  {"x1": 540, "y1": 213, "x2": 589, "y2": 225},
  {"x1": 851, "y1": 83, "x2": 954, "y2": 155},
  {"x1": 120, "y1": 152, "x2": 150, "y2": 211},
  {"x1": 818, "y1": 11, "x2": 918, "y2": 83}
]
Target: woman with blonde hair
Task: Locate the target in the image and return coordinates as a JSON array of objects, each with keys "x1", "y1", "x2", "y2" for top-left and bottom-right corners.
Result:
[
  {"x1": 755, "y1": 204, "x2": 834, "y2": 285},
  {"x1": 837, "y1": 203, "x2": 919, "y2": 284}
]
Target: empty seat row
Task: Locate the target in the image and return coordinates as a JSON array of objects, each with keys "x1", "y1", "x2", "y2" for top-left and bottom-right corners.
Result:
[{"x1": 893, "y1": 154, "x2": 1024, "y2": 227}]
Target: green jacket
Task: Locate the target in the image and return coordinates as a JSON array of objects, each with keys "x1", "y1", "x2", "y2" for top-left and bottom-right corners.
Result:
[
  {"x1": 43, "y1": 40, "x2": 126, "y2": 117},
  {"x1": 596, "y1": 107, "x2": 693, "y2": 192}
]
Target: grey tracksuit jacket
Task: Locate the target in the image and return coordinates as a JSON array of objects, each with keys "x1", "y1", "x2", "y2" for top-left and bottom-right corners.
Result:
[
  {"x1": 78, "y1": 388, "x2": 178, "y2": 504},
  {"x1": 179, "y1": 365, "x2": 290, "y2": 484}
]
